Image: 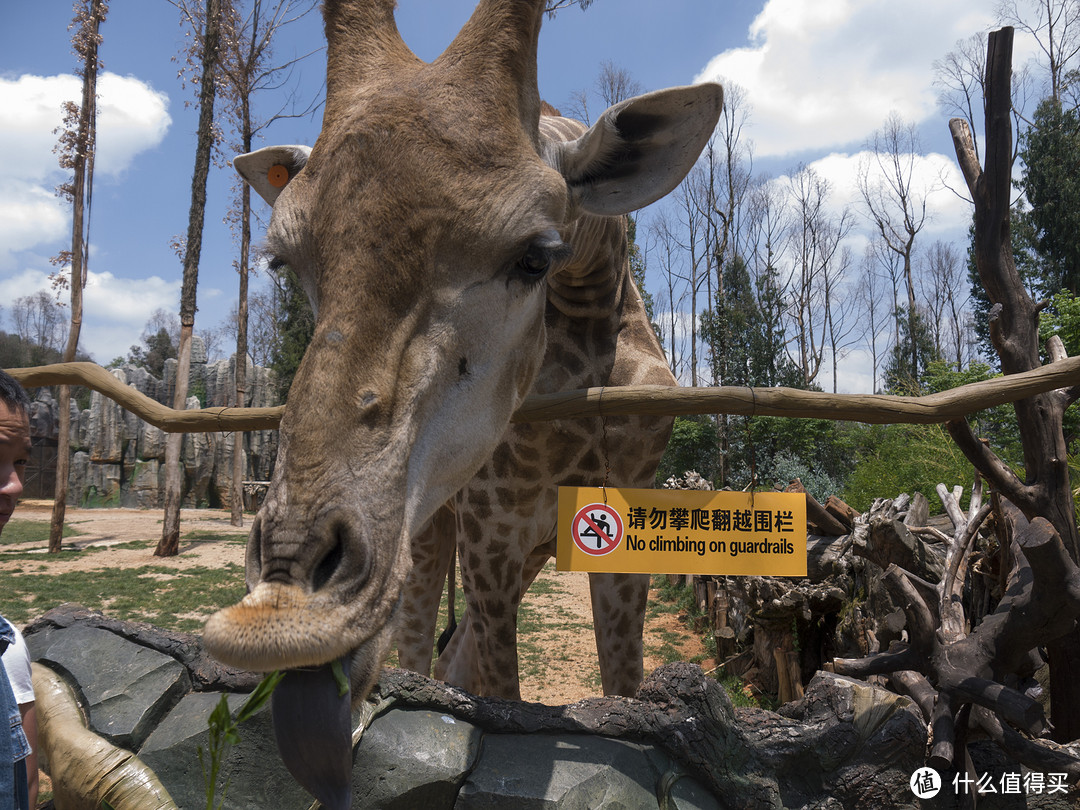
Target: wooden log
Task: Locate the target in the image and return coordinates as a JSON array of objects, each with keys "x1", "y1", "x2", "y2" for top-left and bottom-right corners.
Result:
[
  {"x1": 888, "y1": 670, "x2": 936, "y2": 721},
  {"x1": 9, "y1": 361, "x2": 284, "y2": 433},
  {"x1": 510, "y1": 357, "x2": 1080, "y2": 423},
  {"x1": 11, "y1": 353, "x2": 1080, "y2": 434},
  {"x1": 774, "y1": 647, "x2": 804, "y2": 705},
  {"x1": 785, "y1": 479, "x2": 848, "y2": 536},
  {"x1": 973, "y1": 706, "x2": 1080, "y2": 781},
  {"x1": 855, "y1": 517, "x2": 945, "y2": 583},
  {"x1": 824, "y1": 496, "x2": 857, "y2": 532},
  {"x1": 902, "y1": 492, "x2": 929, "y2": 528},
  {"x1": 711, "y1": 585, "x2": 737, "y2": 661}
]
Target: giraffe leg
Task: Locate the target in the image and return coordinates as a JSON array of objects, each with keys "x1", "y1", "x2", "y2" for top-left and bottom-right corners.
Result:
[
  {"x1": 396, "y1": 503, "x2": 456, "y2": 676},
  {"x1": 435, "y1": 540, "x2": 552, "y2": 694},
  {"x1": 442, "y1": 503, "x2": 532, "y2": 699},
  {"x1": 589, "y1": 571, "x2": 649, "y2": 697}
]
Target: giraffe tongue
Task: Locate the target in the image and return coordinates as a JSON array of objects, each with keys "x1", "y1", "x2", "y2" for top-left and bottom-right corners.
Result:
[{"x1": 271, "y1": 657, "x2": 354, "y2": 810}]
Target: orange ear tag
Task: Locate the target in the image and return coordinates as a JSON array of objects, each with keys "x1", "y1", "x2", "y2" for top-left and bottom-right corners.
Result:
[{"x1": 267, "y1": 164, "x2": 290, "y2": 188}]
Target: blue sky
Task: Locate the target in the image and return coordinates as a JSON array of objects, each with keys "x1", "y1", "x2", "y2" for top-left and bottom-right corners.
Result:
[{"x1": 1, "y1": 0, "x2": 1011, "y2": 390}]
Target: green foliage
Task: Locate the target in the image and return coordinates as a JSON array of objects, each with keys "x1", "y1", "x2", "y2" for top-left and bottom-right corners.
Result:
[
  {"x1": 189, "y1": 376, "x2": 207, "y2": 407},
  {"x1": 1039, "y1": 289, "x2": 1080, "y2": 356},
  {"x1": 694, "y1": 255, "x2": 840, "y2": 492},
  {"x1": 0, "y1": 330, "x2": 70, "y2": 368},
  {"x1": 1017, "y1": 97, "x2": 1080, "y2": 296},
  {"x1": 656, "y1": 415, "x2": 720, "y2": 484},
  {"x1": 656, "y1": 411, "x2": 860, "y2": 501},
  {"x1": 270, "y1": 265, "x2": 315, "y2": 401},
  {"x1": 702, "y1": 256, "x2": 800, "y2": 390},
  {"x1": 718, "y1": 672, "x2": 763, "y2": 709},
  {"x1": 126, "y1": 326, "x2": 178, "y2": 378},
  {"x1": 924, "y1": 360, "x2": 1024, "y2": 461},
  {"x1": 740, "y1": 416, "x2": 861, "y2": 502},
  {"x1": 841, "y1": 422, "x2": 977, "y2": 513},
  {"x1": 882, "y1": 308, "x2": 942, "y2": 393},
  {"x1": 199, "y1": 671, "x2": 284, "y2": 810},
  {"x1": 843, "y1": 361, "x2": 1027, "y2": 512}
]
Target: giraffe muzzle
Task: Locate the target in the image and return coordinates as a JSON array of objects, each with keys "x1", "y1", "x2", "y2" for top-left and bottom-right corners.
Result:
[{"x1": 203, "y1": 582, "x2": 360, "y2": 671}]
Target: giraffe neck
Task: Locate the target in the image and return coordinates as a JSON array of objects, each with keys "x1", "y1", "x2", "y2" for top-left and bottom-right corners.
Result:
[
  {"x1": 538, "y1": 113, "x2": 630, "y2": 322},
  {"x1": 547, "y1": 212, "x2": 628, "y2": 320}
]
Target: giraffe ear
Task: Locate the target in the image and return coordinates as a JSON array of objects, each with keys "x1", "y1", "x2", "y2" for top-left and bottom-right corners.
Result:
[
  {"x1": 554, "y1": 84, "x2": 723, "y2": 217},
  {"x1": 233, "y1": 145, "x2": 312, "y2": 206}
]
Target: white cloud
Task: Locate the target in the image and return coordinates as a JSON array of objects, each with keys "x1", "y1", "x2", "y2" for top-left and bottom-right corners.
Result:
[
  {"x1": 0, "y1": 72, "x2": 171, "y2": 180},
  {"x1": 0, "y1": 269, "x2": 181, "y2": 363},
  {"x1": 0, "y1": 72, "x2": 170, "y2": 270},
  {"x1": 95, "y1": 73, "x2": 172, "y2": 177},
  {"x1": 826, "y1": 348, "x2": 880, "y2": 394},
  {"x1": 83, "y1": 271, "x2": 180, "y2": 327},
  {"x1": 796, "y1": 150, "x2": 973, "y2": 238},
  {"x1": 695, "y1": 0, "x2": 998, "y2": 157},
  {"x1": 0, "y1": 180, "x2": 68, "y2": 266}
]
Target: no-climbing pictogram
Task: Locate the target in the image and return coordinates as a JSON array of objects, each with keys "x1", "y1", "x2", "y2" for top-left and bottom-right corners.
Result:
[{"x1": 571, "y1": 503, "x2": 623, "y2": 556}]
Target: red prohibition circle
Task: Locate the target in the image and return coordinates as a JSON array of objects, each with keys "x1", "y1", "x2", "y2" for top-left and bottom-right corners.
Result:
[{"x1": 571, "y1": 503, "x2": 623, "y2": 556}]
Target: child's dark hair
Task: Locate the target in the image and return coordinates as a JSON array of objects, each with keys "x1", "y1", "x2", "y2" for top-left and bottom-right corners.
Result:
[{"x1": 0, "y1": 369, "x2": 30, "y2": 415}]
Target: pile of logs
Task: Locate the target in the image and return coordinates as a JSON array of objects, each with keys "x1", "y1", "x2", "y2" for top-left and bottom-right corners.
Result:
[{"x1": 673, "y1": 475, "x2": 1080, "y2": 778}]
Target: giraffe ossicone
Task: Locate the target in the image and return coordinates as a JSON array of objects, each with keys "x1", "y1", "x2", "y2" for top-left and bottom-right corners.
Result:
[{"x1": 203, "y1": 1, "x2": 721, "y2": 806}]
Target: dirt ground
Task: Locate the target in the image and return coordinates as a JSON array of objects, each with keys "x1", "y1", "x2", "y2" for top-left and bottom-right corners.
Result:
[{"x1": 5, "y1": 501, "x2": 712, "y2": 704}]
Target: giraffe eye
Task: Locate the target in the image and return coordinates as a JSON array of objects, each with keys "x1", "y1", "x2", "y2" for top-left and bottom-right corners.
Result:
[
  {"x1": 519, "y1": 244, "x2": 552, "y2": 278},
  {"x1": 512, "y1": 233, "x2": 571, "y2": 284}
]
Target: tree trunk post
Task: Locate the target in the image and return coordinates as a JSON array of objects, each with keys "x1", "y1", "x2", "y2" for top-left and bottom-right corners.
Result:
[
  {"x1": 948, "y1": 25, "x2": 1080, "y2": 743},
  {"x1": 157, "y1": 0, "x2": 222, "y2": 557},
  {"x1": 51, "y1": 0, "x2": 104, "y2": 554}
]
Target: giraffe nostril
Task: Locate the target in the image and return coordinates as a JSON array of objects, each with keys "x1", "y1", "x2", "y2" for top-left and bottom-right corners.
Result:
[{"x1": 313, "y1": 529, "x2": 345, "y2": 591}]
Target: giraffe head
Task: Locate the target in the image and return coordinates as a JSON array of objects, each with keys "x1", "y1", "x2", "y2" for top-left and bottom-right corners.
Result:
[{"x1": 204, "y1": 1, "x2": 720, "y2": 803}]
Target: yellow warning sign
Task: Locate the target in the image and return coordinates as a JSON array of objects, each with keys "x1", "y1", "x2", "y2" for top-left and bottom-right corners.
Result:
[{"x1": 556, "y1": 487, "x2": 807, "y2": 576}]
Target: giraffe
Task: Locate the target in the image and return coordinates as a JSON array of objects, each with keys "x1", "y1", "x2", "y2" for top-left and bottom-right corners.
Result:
[
  {"x1": 203, "y1": 1, "x2": 721, "y2": 806},
  {"x1": 395, "y1": 109, "x2": 677, "y2": 701}
]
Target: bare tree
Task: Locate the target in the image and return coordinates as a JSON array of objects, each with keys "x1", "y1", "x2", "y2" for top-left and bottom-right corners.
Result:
[
  {"x1": 565, "y1": 59, "x2": 640, "y2": 128},
  {"x1": 543, "y1": 0, "x2": 595, "y2": 17},
  {"x1": 692, "y1": 82, "x2": 754, "y2": 386},
  {"x1": 858, "y1": 114, "x2": 934, "y2": 385},
  {"x1": 935, "y1": 30, "x2": 1033, "y2": 176},
  {"x1": 48, "y1": 0, "x2": 107, "y2": 554},
  {"x1": 595, "y1": 59, "x2": 641, "y2": 107},
  {"x1": 217, "y1": 0, "x2": 319, "y2": 526},
  {"x1": 997, "y1": 0, "x2": 1080, "y2": 105},
  {"x1": 921, "y1": 240, "x2": 970, "y2": 369},
  {"x1": 935, "y1": 33, "x2": 989, "y2": 162},
  {"x1": 158, "y1": 0, "x2": 224, "y2": 557},
  {"x1": 856, "y1": 240, "x2": 896, "y2": 393},
  {"x1": 784, "y1": 165, "x2": 854, "y2": 388},
  {"x1": 562, "y1": 87, "x2": 591, "y2": 125},
  {"x1": 669, "y1": 173, "x2": 710, "y2": 387},
  {"x1": 649, "y1": 211, "x2": 688, "y2": 382},
  {"x1": 239, "y1": 284, "x2": 280, "y2": 367},
  {"x1": 11, "y1": 293, "x2": 66, "y2": 362},
  {"x1": 824, "y1": 246, "x2": 857, "y2": 394}
]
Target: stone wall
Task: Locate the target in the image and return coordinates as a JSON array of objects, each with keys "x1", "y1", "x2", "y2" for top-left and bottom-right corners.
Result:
[{"x1": 27, "y1": 337, "x2": 280, "y2": 509}]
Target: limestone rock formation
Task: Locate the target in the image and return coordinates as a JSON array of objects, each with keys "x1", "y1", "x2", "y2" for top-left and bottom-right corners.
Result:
[{"x1": 25, "y1": 340, "x2": 279, "y2": 508}]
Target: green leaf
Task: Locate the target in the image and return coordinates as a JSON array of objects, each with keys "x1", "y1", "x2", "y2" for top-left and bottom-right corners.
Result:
[
  {"x1": 234, "y1": 670, "x2": 284, "y2": 724},
  {"x1": 331, "y1": 659, "x2": 350, "y2": 698},
  {"x1": 209, "y1": 693, "x2": 232, "y2": 729}
]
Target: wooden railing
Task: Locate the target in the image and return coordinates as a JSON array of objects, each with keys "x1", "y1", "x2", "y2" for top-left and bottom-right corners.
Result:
[{"x1": 10, "y1": 357, "x2": 1080, "y2": 433}]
